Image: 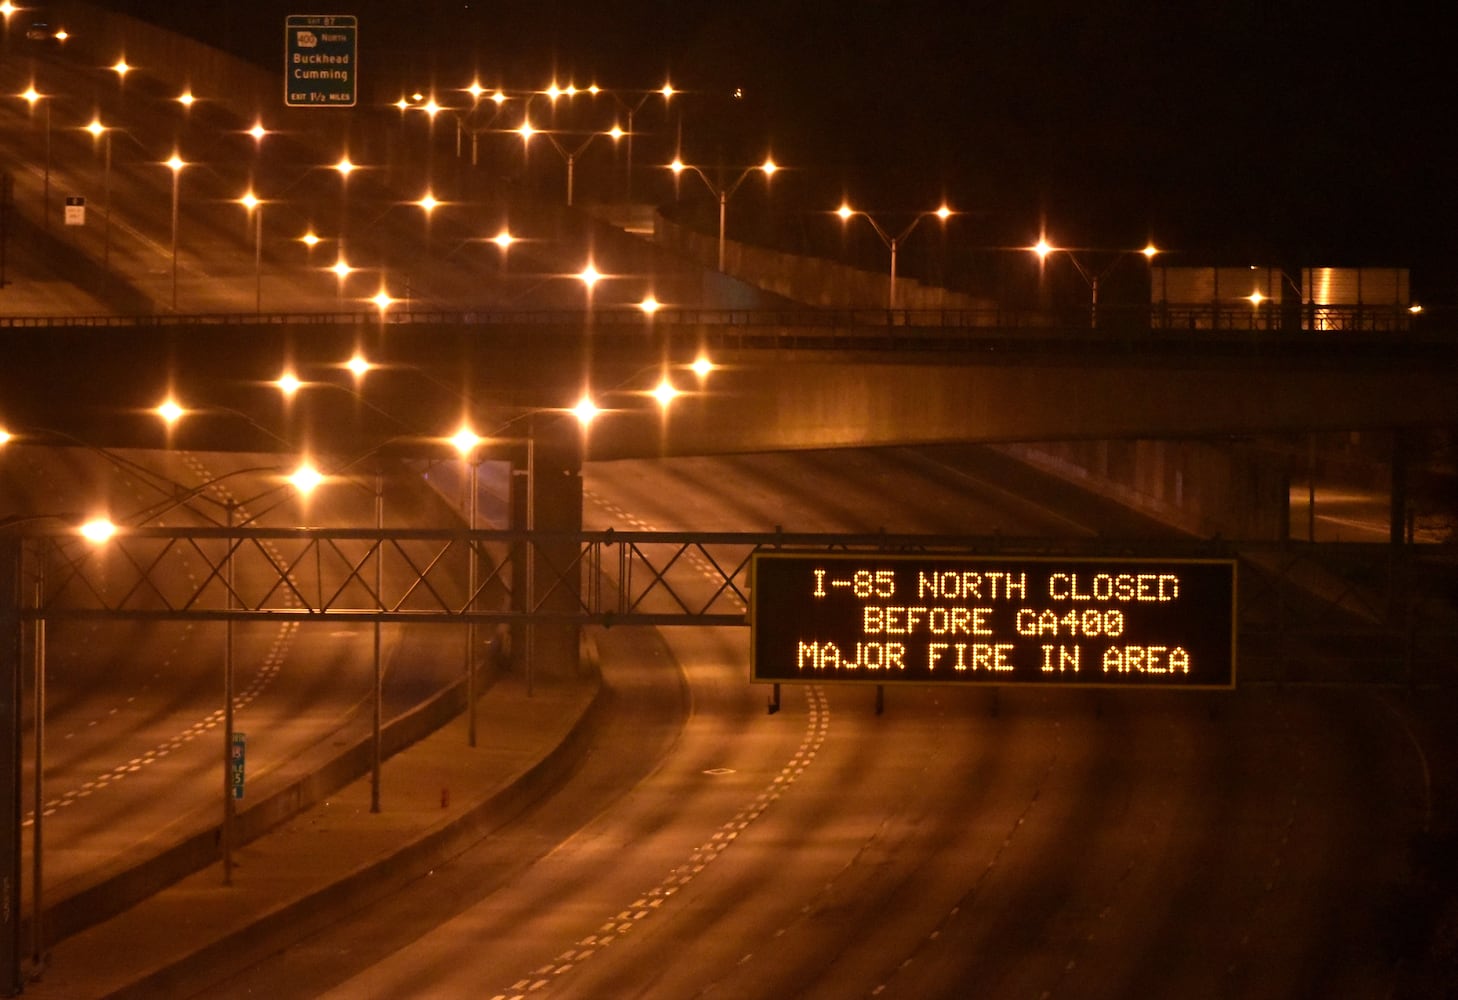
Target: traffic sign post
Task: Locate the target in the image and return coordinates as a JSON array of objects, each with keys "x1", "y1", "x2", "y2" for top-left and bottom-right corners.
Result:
[
  {"x1": 751, "y1": 553, "x2": 1237, "y2": 689},
  {"x1": 284, "y1": 15, "x2": 357, "y2": 108}
]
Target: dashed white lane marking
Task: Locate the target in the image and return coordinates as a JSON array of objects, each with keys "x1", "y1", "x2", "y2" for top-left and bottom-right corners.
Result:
[
  {"x1": 484, "y1": 686, "x2": 831, "y2": 999},
  {"x1": 486, "y1": 494, "x2": 828, "y2": 1000},
  {"x1": 25, "y1": 455, "x2": 302, "y2": 828}
]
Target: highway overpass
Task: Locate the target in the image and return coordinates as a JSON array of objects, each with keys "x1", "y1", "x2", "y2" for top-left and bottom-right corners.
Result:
[{"x1": 4, "y1": 310, "x2": 1455, "y2": 463}]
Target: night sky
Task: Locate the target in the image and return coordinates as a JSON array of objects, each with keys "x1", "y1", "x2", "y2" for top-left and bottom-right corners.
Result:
[{"x1": 85, "y1": 1, "x2": 1458, "y2": 300}]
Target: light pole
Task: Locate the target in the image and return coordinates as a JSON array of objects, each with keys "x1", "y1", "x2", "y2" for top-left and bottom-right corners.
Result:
[
  {"x1": 223, "y1": 462, "x2": 324, "y2": 878},
  {"x1": 458, "y1": 83, "x2": 509, "y2": 166},
  {"x1": 451, "y1": 427, "x2": 483, "y2": 747},
  {"x1": 0, "y1": 1, "x2": 16, "y2": 62},
  {"x1": 238, "y1": 190, "x2": 264, "y2": 314},
  {"x1": 669, "y1": 155, "x2": 779, "y2": 271},
  {"x1": 113, "y1": 451, "x2": 321, "y2": 884},
  {"x1": 412, "y1": 190, "x2": 440, "y2": 250},
  {"x1": 297, "y1": 463, "x2": 384, "y2": 812},
  {"x1": 329, "y1": 256, "x2": 354, "y2": 308},
  {"x1": 576, "y1": 261, "x2": 604, "y2": 309},
  {"x1": 516, "y1": 121, "x2": 622, "y2": 207},
  {"x1": 165, "y1": 153, "x2": 187, "y2": 311},
  {"x1": 85, "y1": 119, "x2": 113, "y2": 271},
  {"x1": 30, "y1": 558, "x2": 43, "y2": 969},
  {"x1": 593, "y1": 82, "x2": 674, "y2": 203},
  {"x1": 10, "y1": 514, "x2": 117, "y2": 969},
  {"x1": 109, "y1": 55, "x2": 132, "y2": 114},
  {"x1": 19, "y1": 86, "x2": 51, "y2": 229},
  {"x1": 331, "y1": 153, "x2": 357, "y2": 263},
  {"x1": 1030, "y1": 237, "x2": 1159, "y2": 328},
  {"x1": 837, "y1": 202, "x2": 954, "y2": 310},
  {"x1": 371, "y1": 465, "x2": 383, "y2": 811}
]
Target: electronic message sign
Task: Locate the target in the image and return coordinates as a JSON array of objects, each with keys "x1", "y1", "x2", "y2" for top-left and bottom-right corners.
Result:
[
  {"x1": 285, "y1": 15, "x2": 357, "y2": 107},
  {"x1": 751, "y1": 553, "x2": 1236, "y2": 689}
]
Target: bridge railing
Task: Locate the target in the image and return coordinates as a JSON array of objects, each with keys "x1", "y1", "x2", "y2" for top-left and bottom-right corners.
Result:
[{"x1": 0, "y1": 304, "x2": 1445, "y2": 340}]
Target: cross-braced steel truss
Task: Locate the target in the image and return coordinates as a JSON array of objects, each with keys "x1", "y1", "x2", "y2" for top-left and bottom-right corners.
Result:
[
  {"x1": 6, "y1": 527, "x2": 1451, "y2": 681},
  {"x1": 17, "y1": 528, "x2": 1233, "y2": 626}
]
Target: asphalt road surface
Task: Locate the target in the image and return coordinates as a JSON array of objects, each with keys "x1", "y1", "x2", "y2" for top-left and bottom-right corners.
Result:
[
  {"x1": 4, "y1": 445, "x2": 469, "y2": 913},
  {"x1": 202, "y1": 446, "x2": 1436, "y2": 999}
]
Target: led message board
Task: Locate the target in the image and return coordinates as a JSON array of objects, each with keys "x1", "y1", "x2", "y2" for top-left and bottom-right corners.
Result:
[{"x1": 751, "y1": 553, "x2": 1236, "y2": 689}]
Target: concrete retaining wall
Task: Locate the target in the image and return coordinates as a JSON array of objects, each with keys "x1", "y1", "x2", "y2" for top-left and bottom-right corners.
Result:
[
  {"x1": 998, "y1": 439, "x2": 1291, "y2": 541},
  {"x1": 655, "y1": 213, "x2": 996, "y2": 311},
  {"x1": 51, "y1": 2, "x2": 347, "y2": 146},
  {"x1": 35, "y1": 671, "x2": 471, "y2": 947}
]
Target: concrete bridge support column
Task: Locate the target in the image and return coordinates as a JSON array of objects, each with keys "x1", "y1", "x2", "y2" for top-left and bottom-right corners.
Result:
[
  {"x1": 509, "y1": 416, "x2": 585, "y2": 684},
  {"x1": 1391, "y1": 429, "x2": 1410, "y2": 546}
]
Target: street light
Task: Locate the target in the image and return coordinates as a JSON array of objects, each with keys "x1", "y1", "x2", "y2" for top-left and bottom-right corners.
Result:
[
  {"x1": 153, "y1": 396, "x2": 185, "y2": 435},
  {"x1": 457, "y1": 80, "x2": 510, "y2": 164},
  {"x1": 165, "y1": 152, "x2": 188, "y2": 311},
  {"x1": 346, "y1": 352, "x2": 374, "y2": 379},
  {"x1": 451, "y1": 426, "x2": 484, "y2": 747},
  {"x1": 299, "y1": 461, "x2": 389, "y2": 810},
  {"x1": 669, "y1": 155, "x2": 778, "y2": 271},
  {"x1": 18, "y1": 85, "x2": 51, "y2": 228},
  {"x1": 15, "y1": 510, "x2": 118, "y2": 968},
  {"x1": 274, "y1": 371, "x2": 303, "y2": 396},
  {"x1": 77, "y1": 518, "x2": 118, "y2": 544},
  {"x1": 1029, "y1": 236, "x2": 1159, "y2": 327},
  {"x1": 0, "y1": 2, "x2": 15, "y2": 59},
  {"x1": 371, "y1": 288, "x2": 396, "y2": 313},
  {"x1": 85, "y1": 118, "x2": 114, "y2": 270},
  {"x1": 837, "y1": 202, "x2": 954, "y2": 310},
  {"x1": 225, "y1": 462, "x2": 318, "y2": 880},
  {"x1": 330, "y1": 153, "x2": 359, "y2": 263},
  {"x1": 571, "y1": 395, "x2": 601, "y2": 426},
  {"x1": 593, "y1": 82, "x2": 675, "y2": 202},
  {"x1": 328, "y1": 255, "x2": 355, "y2": 305},
  {"x1": 577, "y1": 263, "x2": 602, "y2": 289},
  {"x1": 516, "y1": 121, "x2": 621, "y2": 206},
  {"x1": 413, "y1": 190, "x2": 441, "y2": 249},
  {"x1": 237, "y1": 190, "x2": 265, "y2": 313},
  {"x1": 651, "y1": 377, "x2": 681, "y2": 408}
]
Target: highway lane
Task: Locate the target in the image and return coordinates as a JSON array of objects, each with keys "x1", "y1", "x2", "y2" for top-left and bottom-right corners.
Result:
[
  {"x1": 3, "y1": 444, "x2": 470, "y2": 919},
  {"x1": 571, "y1": 450, "x2": 1424, "y2": 998},
  {"x1": 578, "y1": 450, "x2": 1425, "y2": 998},
  {"x1": 194, "y1": 445, "x2": 1432, "y2": 998},
  {"x1": 2, "y1": 47, "x2": 772, "y2": 317}
]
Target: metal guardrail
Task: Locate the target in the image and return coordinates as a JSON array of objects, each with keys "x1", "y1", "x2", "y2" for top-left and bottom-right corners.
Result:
[{"x1": 1, "y1": 304, "x2": 1450, "y2": 340}]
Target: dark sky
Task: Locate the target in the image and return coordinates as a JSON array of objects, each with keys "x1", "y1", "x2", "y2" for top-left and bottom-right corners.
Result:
[{"x1": 91, "y1": 1, "x2": 1458, "y2": 298}]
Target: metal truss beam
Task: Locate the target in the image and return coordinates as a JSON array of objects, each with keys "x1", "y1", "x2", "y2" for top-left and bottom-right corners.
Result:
[{"x1": 19, "y1": 527, "x2": 1239, "y2": 626}]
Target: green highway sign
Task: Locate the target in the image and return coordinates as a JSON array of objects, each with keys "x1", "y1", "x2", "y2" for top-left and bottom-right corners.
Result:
[
  {"x1": 231, "y1": 732, "x2": 247, "y2": 799},
  {"x1": 285, "y1": 14, "x2": 357, "y2": 107}
]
